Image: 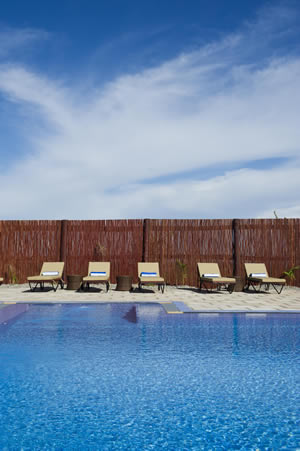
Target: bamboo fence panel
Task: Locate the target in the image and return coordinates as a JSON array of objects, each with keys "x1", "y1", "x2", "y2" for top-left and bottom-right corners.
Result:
[
  {"x1": 63, "y1": 220, "x2": 144, "y2": 283},
  {"x1": 0, "y1": 220, "x2": 61, "y2": 283},
  {"x1": 235, "y1": 219, "x2": 299, "y2": 285},
  {"x1": 144, "y1": 219, "x2": 233, "y2": 286},
  {"x1": 0, "y1": 218, "x2": 299, "y2": 287}
]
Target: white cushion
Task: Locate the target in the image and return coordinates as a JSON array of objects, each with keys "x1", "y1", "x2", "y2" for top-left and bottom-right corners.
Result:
[
  {"x1": 202, "y1": 273, "x2": 220, "y2": 277},
  {"x1": 141, "y1": 272, "x2": 157, "y2": 277},
  {"x1": 250, "y1": 273, "x2": 267, "y2": 278},
  {"x1": 90, "y1": 272, "x2": 106, "y2": 276},
  {"x1": 42, "y1": 271, "x2": 59, "y2": 276}
]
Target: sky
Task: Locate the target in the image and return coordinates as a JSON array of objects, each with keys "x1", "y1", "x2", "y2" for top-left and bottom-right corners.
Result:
[{"x1": 0, "y1": 0, "x2": 299, "y2": 219}]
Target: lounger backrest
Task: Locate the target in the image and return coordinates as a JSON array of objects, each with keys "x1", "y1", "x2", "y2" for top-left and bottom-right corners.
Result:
[
  {"x1": 138, "y1": 262, "x2": 160, "y2": 277},
  {"x1": 197, "y1": 263, "x2": 221, "y2": 277},
  {"x1": 40, "y1": 262, "x2": 64, "y2": 277},
  {"x1": 88, "y1": 262, "x2": 110, "y2": 277},
  {"x1": 245, "y1": 263, "x2": 269, "y2": 278}
]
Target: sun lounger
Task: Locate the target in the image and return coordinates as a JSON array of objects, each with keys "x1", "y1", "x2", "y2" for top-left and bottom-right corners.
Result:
[
  {"x1": 138, "y1": 262, "x2": 166, "y2": 293},
  {"x1": 244, "y1": 263, "x2": 286, "y2": 294},
  {"x1": 0, "y1": 277, "x2": 3, "y2": 285},
  {"x1": 197, "y1": 263, "x2": 236, "y2": 293},
  {"x1": 81, "y1": 262, "x2": 110, "y2": 292},
  {"x1": 27, "y1": 262, "x2": 65, "y2": 292}
]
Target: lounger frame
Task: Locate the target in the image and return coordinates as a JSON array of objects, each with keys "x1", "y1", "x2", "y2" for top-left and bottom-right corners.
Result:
[
  {"x1": 244, "y1": 263, "x2": 285, "y2": 294},
  {"x1": 138, "y1": 262, "x2": 166, "y2": 293},
  {"x1": 80, "y1": 262, "x2": 110, "y2": 292},
  {"x1": 27, "y1": 262, "x2": 65, "y2": 292},
  {"x1": 197, "y1": 263, "x2": 236, "y2": 294}
]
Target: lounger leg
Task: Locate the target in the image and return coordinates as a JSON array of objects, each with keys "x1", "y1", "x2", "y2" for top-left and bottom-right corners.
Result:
[
  {"x1": 106, "y1": 282, "x2": 109, "y2": 292},
  {"x1": 249, "y1": 281, "x2": 258, "y2": 292},
  {"x1": 202, "y1": 282, "x2": 209, "y2": 293},
  {"x1": 29, "y1": 281, "x2": 36, "y2": 292},
  {"x1": 228, "y1": 283, "x2": 235, "y2": 294},
  {"x1": 54, "y1": 280, "x2": 61, "y2": 291},
  {"x1": 200, "y1": 281, "x2": 210, "y2": 292},
  {"x1": 272, "y1": 283, "x2": 284, "y2": 294}
]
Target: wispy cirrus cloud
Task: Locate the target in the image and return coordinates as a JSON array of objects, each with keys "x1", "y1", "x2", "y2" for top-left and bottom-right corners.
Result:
[
  {"x1": 0, "y1": 27, "x2": 49, "y2": 58},
  {"x1": 0, "y1": 3, "x2": 299, "y2": 219}
]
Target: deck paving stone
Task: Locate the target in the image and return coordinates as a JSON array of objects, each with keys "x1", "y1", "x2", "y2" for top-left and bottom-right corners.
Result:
[{"x1": 0, "y1": 284, "x2": 299, "y2": 312}]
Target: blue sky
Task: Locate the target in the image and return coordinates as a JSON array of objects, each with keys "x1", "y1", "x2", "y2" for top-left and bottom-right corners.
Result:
[{"x1": 0, "y1": 0, "x2": 300, "y2": 219}]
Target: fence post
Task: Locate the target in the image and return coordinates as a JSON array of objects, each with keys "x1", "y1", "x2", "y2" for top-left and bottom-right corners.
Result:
[
  {"x1": 288, "y1": 219, "x2": 295, "y2": 286},
  {"x1": 142, "y1": 219, "x2": 149, "y2": 262},
  {"x1": 232, "y1": 219, "x2": 241, "y2": 277},
  {"x1": 60, "y1": 220, "x2": 67, "y2": 270}
]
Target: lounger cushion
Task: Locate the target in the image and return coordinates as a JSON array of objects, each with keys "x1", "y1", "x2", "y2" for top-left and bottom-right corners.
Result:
[
  {"x1": 139, "y1": 276, "x2": 165, "y2": 283},
  {"x1": 28, "y1": 275, "x2": 61, "y2": 281},
  {"x1": 90, "y1": 271, "x2": 106, "y2": 276},
  {"x1": 203, "y1": 277, "x2": 235, "y2": 283},
  {"x1": 253, "y1": 277, "x2": 286, "y2": 284},
  {"x1": 42, "y1": 271, "x2": 59, "y2": 276},
  {"x1": 202, "y1": 273, "x2": 220, "y2": 277}
]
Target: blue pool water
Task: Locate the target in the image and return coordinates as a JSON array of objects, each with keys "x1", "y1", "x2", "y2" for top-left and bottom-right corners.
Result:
[{"x1": 0, "y1": 303, "x2": 299, "y2": 450}]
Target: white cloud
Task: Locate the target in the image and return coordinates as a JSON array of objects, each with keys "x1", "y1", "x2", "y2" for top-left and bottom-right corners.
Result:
[
  {"x1": 0, "y1": 5, "x2": 299, "y2": 219},
  {"x1": 99, "y1": 162, "x2": 300, "y2": 219}
]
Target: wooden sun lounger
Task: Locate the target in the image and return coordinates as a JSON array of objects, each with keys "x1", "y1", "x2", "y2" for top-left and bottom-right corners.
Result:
[
  {"x1": 244, "y1": 263, "x2": 286, "y2": 294},
  {"x1": 197, "y1": 263, "x2": 236, "y2": 294},
  {"x1": 80, "y1": 262, "x2": 110, "y2": 292},
  {"x1": 27, "y1": 262, "x2": 65, "y2": 292},
  {"x1": 138, "y1": 262, "x2": 166, "y2": 293}
]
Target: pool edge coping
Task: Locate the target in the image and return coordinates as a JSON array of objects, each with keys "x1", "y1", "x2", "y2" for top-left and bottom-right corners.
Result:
[{"x1": 0, "y1": 300, "x2": 299, "y2": 314}]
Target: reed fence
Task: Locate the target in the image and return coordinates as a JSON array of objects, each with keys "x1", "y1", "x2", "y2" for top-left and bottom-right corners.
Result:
[
  {"x1": 0, "y1": 219, "x2": 299, "y2": 286},
  {"x1": 144, "y1": 219, "x2": 233, "y2": 287},
  {"x1": 61, "y1": 220, "x2": 144, "y2": 283},
  {"x1": 0, "y1": 220, "x2": 61, "y2": 284}
]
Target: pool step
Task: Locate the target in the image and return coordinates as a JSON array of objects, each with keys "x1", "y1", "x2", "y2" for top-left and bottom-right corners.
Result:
[
  {"x1": 172, "y1": 301, "x2": 194, "y2": 312},
  {"x1": 160, "y1": 302, "x2": 183, "y2": 314}
]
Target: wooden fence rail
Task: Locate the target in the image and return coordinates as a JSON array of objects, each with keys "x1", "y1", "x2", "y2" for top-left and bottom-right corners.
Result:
[{"x1": 0, "y1": 219, "x2": 299, "y2": 286}]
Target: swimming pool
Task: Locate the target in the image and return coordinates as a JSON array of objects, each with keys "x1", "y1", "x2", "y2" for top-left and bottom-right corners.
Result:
[{"x1": 0, "y1": 303, "x2": 299, "y2": 450}]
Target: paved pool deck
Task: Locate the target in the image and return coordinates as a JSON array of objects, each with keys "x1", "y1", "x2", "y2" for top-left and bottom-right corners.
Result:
[{"x1": 0, "y1": 283, "x2": 299, "y2": 312}]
